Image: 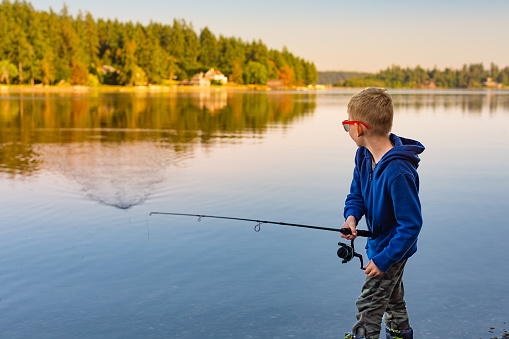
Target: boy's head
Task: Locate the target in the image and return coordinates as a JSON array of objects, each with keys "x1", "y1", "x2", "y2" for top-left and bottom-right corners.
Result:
[{"x1": 347, "y1": 88, "x2": 393, "y2": 136}]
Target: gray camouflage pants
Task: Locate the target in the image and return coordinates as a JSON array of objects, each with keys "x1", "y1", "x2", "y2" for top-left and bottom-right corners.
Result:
[{"x1": 352, "y1": 260, "x2": 410, "y2": 339}]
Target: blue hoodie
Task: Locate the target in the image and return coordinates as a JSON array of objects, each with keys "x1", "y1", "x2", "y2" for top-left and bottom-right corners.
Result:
[{"x1": 344, "y1": 133, "x2": 425, "y2": 273}]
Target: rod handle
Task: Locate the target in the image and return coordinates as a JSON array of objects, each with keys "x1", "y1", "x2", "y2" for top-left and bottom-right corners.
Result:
[{"x1": 339, "y1": 228, "x2": 372, "y2": 238}]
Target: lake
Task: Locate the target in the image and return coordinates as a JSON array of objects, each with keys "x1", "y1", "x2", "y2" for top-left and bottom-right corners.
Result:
[{"x1": 0, "y1": 89, "x2": 508, "y2": 338}]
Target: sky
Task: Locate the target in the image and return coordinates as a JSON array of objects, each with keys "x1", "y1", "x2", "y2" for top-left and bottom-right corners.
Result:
[{"x1": 32, "y1": 0, "x2": 509, "y2": 72}]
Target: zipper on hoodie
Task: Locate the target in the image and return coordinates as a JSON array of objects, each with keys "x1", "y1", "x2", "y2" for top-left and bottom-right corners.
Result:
[{"x1": 366, "y1": 157, "x2": 373, "y2": 230}]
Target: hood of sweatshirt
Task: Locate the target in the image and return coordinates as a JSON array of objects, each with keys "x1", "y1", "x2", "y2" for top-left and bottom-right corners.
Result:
[{"x1": 375, "y1": 133, "x2": 425, "y2": 171}]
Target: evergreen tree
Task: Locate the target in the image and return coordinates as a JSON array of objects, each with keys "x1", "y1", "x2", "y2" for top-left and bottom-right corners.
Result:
[
  {"x1": 183, "y1": 21, "x2": 200, "y2": 71},
  {"x1": 230, "y1": 58, "x2": 244, "y2": 84},
  {"x1": 498, "y1": 69, "x2": 509, "y2": 86},
  {"x1": 490, "y1": 62, "x2": 499, "y2": 81},
  {"x1": 199, "y1": 27, "x2": 218, "y2": 68},
  {"x1": 170, "y1": 19, "x2": 186, "y2": 62},
  {"x1": 84, "y1": 12, "x2": 100, "y2": 67},
  {"x1": 118, "y1": 39, "x2": 141, "y2": 85},
  {"x1": 304, "y1": 61, "x2": 317, "y2": 85},
  {"x1": 269, "y1": 49, "x2": 286, "y2": 69},
  {"x1": 40, "y1": 50, "x2": 56, "y2": 85},
  {"x1": 246, "y1": 40, "x2": 268, "y2": 66}
]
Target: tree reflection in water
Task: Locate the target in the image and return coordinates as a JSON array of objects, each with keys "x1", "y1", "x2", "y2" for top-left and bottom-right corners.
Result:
[
  {"x1": 0, "y1": 91, "x2": 317, "y2": 208},
  {"x1": 36, "y1": 141, "x2": 175, "y2": 209},
  {"x1": 2, "y1": 90, "x2": 506, "y2": 208}
]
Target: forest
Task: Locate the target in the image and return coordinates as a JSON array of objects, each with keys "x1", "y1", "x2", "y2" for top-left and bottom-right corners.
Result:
[
  {"x1": 336, "y1": 64, "x2": 509, "y2": 88},
  {"x1": 0, "y1": 1, "x2": 318, "y2": 87},
  {"x1": 317, "y1": 71, "x2": 370, "y2": 86}
]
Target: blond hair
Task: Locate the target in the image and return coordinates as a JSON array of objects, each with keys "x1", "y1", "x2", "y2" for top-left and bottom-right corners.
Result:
[{"x1": 347, "y1": 88, "x2": 393, "y2": 136}]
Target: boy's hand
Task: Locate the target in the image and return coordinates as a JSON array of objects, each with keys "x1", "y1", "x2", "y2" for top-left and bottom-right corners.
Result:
[
  {"x1": 340, "y1": 215, "x2": 358, "y2": 240},
  {"x1": 364, "y1": 260, "x2": 383, "y2": 277}
]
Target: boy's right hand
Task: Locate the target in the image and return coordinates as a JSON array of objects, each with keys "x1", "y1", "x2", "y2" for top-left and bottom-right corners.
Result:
[{"x1": 340, "y1": 215, "x2": 358, "y2": 240}]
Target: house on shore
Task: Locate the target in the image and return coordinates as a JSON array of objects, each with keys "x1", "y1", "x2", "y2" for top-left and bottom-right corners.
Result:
[
  {"x1": 267, "y1": 79, "x2": 285, "y2": 90},
  {"x1": 483, "y1": 77, "x2": 502, "y2": 88},
  {"x1": 180, "y1": 68, "x2": 228, "y2": 87},
  {"x1": 204, "y1": 68, "x2": 228, "y2": 85},
  {"x1": 422, "y1": 80, "x2": 437, "y2": 89}
]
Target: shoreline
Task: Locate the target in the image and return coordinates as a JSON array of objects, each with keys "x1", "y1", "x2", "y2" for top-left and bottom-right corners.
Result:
[
  {"x1": 1, "y1": 84, "x2": 508, "y2": 94},
  {"x1": 0, "y1": 84, "x2": 324, "y2": 93}
]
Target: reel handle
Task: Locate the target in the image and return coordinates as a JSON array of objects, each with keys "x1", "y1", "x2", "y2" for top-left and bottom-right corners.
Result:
[{"x1": 339, "y1": 228, "x2": 372, "y2": 238}]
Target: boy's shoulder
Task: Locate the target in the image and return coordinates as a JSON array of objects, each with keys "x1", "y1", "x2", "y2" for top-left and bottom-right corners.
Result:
[{"x1": 382, "y1": 157, "x2": 418, "y2": 181}]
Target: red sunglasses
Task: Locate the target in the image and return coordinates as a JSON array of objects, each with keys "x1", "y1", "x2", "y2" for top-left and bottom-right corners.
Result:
[{"x1": 342, "y1": 120, "x2": 371, "y2": 132}]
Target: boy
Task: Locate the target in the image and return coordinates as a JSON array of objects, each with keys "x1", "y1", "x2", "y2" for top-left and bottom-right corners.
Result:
[{"x1": 340, "y1": 88, "x2": 424, "y2": 339}]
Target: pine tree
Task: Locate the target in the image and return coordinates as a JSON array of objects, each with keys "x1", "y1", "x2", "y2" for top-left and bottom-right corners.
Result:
[
  {"x1": 230, "y1": 58, "x2": 244, "y2": 84},
  {"x1": 183, "y1": 22, "x2": 200, "y2": 70},
  {"x1": 85, "y1": 12, "x2": 100, "y2": 67},
  {"x1": 199, "y1": 27, "x2": 218, "y2": 68},
  {"x1": 40, "y1": 51, "x2": 56, "y2": 85}
]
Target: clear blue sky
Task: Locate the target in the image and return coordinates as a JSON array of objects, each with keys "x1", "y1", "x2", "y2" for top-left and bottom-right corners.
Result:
[{"x1": 32, "y1": 0, "x2": 509, "y2": 72}]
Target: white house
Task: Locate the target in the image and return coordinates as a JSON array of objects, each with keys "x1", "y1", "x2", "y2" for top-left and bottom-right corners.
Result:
[{"x1": 204, "y1": 68, "x2": 228, "y2": 85}]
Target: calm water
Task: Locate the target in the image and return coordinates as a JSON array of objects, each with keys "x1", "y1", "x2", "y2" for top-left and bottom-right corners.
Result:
[{"x1": 0, "y1": 89, "x2": 508, "y2": 338}]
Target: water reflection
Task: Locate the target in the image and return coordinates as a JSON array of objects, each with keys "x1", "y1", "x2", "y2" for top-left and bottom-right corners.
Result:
[
  {"x1": 1, "y1": 90, "x2": 508, "y2": 208},
  {"x1": 391, "y1": 91, "x2": 509, "y2": 114},
  {"x1": 191, "y1": 90, "x2": 228, "y2": 112},
  {"x1": 36, "y1": 141, "x2": 173, "y2": 209},
  {"x1": 0, "y1": 91, "x2": 317, "y2": 207}
]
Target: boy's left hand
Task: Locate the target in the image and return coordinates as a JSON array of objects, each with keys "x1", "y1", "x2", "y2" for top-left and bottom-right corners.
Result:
[{"x1": 364, "y1": 260, "x2": 383, "y2": 277}]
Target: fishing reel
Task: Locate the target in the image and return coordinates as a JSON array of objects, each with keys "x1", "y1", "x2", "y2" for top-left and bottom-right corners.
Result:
[
  {"x1": 337, "y1": 239, "x2": 365, "y2": 270},
  {"x1": 338, "y1": 228, "x2": 371, "y2": 270}
]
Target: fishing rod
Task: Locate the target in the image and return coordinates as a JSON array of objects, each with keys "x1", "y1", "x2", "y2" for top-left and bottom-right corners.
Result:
[
  {"x1": 149, "y1": 211, "x2": 372, "y2": 270},
  {"x1": 149, "y1": 212, "x2": 372, "y2": 236}
]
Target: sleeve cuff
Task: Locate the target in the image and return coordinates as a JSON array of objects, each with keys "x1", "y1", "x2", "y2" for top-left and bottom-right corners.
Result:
[
  {"x1": 371, "y1": 251, "x2": 396, "y2": 273},
  {"x1": 344, "y1": 208, "x2": 363, "y2": 223}
]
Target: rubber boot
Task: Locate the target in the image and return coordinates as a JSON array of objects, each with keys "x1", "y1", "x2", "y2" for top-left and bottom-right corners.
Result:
[
  {"x1": 345, "y1": 334, "x2": 371, "y2": 339},
  {"x1": 345, "y1": 325, "x2": 373, "y2": 339},
  {"x1": 385, "y1": 325, "x2": 413, "y2": 339}
]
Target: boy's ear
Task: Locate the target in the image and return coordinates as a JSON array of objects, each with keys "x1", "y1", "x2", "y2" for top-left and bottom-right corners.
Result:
[{"x1": 355, "y1": 123, "x2": 364, "y2": 137}]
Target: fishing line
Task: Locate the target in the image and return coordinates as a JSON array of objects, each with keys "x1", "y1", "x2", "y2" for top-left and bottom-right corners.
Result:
[{"x1": 145, "y1": 213, "x2": 150, "y2": 240}]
